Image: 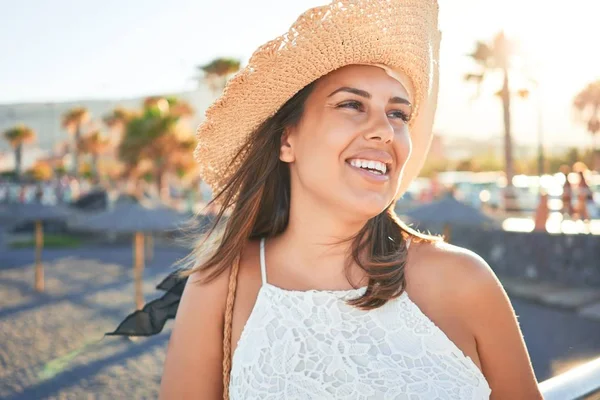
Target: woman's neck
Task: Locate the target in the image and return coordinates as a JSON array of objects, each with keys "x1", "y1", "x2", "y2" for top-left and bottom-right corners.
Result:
[{"x1": 267, "y1": 197, "x2": 370, "y2": 286}]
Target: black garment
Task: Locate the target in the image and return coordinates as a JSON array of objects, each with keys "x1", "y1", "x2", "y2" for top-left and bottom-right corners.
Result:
[
  {"x1": 106, "y1": 271, "x2": 187, "y2": 337},
  {"x1": 107, "y1": 213, "x2": 220, "y2": 337}
]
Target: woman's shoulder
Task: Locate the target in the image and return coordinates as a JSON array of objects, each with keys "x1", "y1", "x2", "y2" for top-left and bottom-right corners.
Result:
[
  {"x1": 161, "y1": 241, "x2": 263, "y2": 399},
  {"x1": 186, "y1": 238, "x2": 261, "y2": 294},
  {"x1": 182, "y1": 260, "x2": 234, "y2": 324},
  {"x1": 404, "y1": 239, "x2": 512, "y2": 366},
  {"x1": 405, "y1": 239, "x2": 502, "y2": 308}
]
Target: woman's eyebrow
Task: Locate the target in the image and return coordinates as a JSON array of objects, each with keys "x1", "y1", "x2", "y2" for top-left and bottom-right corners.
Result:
[
  {"x1": 389, "y1": 96, "x2": 412, "y2": 107},
  {"x1": 328, "y1": 86, "x2": 371, "y2": 99},
  {"x1": 328, "y1": 86, "x2": 411, "y2": 106}
]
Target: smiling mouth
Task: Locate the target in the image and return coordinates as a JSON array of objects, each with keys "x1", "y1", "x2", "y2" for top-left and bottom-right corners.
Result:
[{"x1": 346, "y1": 158, "x2": 390, "y2": 176}]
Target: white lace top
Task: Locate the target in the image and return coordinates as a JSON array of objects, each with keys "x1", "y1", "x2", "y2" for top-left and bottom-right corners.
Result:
[{"x1": 229, "y1": 238, "x2": 491, "y2": 399}]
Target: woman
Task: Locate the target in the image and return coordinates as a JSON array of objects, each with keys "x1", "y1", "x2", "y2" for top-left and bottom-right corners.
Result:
[
  {"x1": 561, "y1": 165, "x2": 574, "y2": 218},
  {"x1": 111, "y1": 1, "x2": 542, "y2": 398},
  {"x1": 534, "y1": 191, "x2": 549, "y2": 232},
  {"x1": 576, "y1": 170, "x2": 595, "y2": 221}
]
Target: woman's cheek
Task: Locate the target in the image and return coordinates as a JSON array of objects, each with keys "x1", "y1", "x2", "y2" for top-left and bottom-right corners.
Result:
[{"x1": 395, "y1": 128, "x2": 412, "y2": 159}]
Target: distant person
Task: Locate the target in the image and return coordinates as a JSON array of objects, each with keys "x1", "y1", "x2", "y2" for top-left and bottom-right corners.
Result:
[
  {"x1": 0, "y1": 179, "x2": 7, "y2": 203},
  {"x1": 18, "y1": 184, "x2": 26, "y2": 204},
  {"x1": 34, "y1": 183, "x2": 43, "y2": 204},
  {"x1": 54, "y1": 179, "x2": 64, "y2": 204},
  {"x1": 68, "y1": 177, "x2": 80, "y2": 201},
  {"x1": 111, "y1": 2, "x2": 541, "y2": 398},
  {"x1": 446, "y1": 184, "x2": 458, "y2": 199},
  {"x1": 418, "y1": 188, "x2": 429, "y2": 202},
  {"x1": 534, "y1": 191, "x2": 549, "y2": 231},
  {"x1": 430, "y1": 173, "x2": 441, "y2": 199},
  {"x1": 561, "y1": 170, "x2": 574, "y2": 218},
  {"x1": 576, "y1": 171, "x2": 594, "y2": 221}
]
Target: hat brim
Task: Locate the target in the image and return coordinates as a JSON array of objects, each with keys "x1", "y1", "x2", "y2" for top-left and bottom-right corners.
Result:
[{"x1": 194, "y1": 0, "x2": 441, "y2": 201}]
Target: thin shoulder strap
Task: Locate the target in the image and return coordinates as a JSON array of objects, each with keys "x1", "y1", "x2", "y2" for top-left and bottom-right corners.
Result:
[
  {"x1": 222, "y1": 253, "x2": 241, "y2": 400},
  {"x1": 259, "y1": 237, "x2": 268, "y2": 285}
]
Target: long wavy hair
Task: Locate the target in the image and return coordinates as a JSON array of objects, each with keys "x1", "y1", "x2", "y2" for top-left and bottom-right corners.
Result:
[{"x1": 180, "y1": 78, "x2": 440, "y2": 310}]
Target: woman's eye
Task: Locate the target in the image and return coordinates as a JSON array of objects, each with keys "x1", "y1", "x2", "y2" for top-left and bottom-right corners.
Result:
[
  {"x1": 337, "y1": 101, "x2": 411, "y2": 123},
  {"x1": 388, "y1": 110, "x2": 411, "y2": 123},
  {"x1": 338, "y1": 100, "x2": 363, "y2": 111}
]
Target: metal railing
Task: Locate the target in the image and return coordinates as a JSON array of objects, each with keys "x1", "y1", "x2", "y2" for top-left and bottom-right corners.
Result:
[{"x1": 539, "y1": 357, "x2": 600, "y2": 400}]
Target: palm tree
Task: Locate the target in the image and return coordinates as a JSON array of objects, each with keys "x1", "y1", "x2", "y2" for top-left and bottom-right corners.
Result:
[
  {"x1": 3, "y1": 124, "x2": 36, "y2": 179},
  {"x1": 119, "y1": 97, "x2": 195, "y2": 201},
  {"x1": 165, "y1": 96, "x2": 194, "y2": 118},
  {"x1": 465, "y1": 32, "x2": 519, "y2": 197},
  {"x1": 573, "y1": 80, "x2": 600, "y2": 168},
  {"x1": 103, "y1": 107, "x2": 137, "y2": 188},
  {"x1": 103, "y1": 107, "x2": 135, "y2": 129},
  {"x1": 169, "y1": 136, "x2": 197, "y2": 180},
  {"x1": 198, "y1": 57, "x2": 241, "y2": 96},
  {"x1": 79, "y1": 130, "x2": 110, "y2": 179},
  {"x1": 28, "y1": 162, "x2": 53, "y2": 182},
  {"x1": 103, "y1": 107, "x2": 136, "y2": 141},
  {"x1": 61, "y1": 107, "x2": 90, "y2": 177}
]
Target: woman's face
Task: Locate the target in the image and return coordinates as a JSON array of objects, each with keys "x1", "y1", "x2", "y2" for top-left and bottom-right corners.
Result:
[{"x1": 280, "y1": 64, "x2": 413, "y2": 219}]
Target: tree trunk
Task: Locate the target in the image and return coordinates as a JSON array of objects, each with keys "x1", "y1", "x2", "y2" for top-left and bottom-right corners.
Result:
[
  {"x1": 134, "y1": 232, "x2": 145, "y2": 310},
  {"x1": 156, "y1": 169, "x2": 169, "y2": 202},
  {"x1": 15, "y1": 143, "x2": 22, "y2": 179},
  {"x1": 501, "y1": 69, "x2": 514, "y2": 185},
  {"x1": 34, "y1": 220, "x2": 44, "y2": 292},
  {"x1": 92, "y1": 153, "x2": 98, "y2": 179},
  {"x1": 72, "y1": 125, "x2": 81, "y2": 177},
  {"x1": 133, "y1": 178, "x2": 144, "y2": 200},
  {"x1": 592, "y1": 104, "x2": 599, "y2": 171},
  {"x1": 592, "y1": 136, "x2": 600, "y2": 172},
  {"x1": 501, "y1": 68, "x2": 516, "y2": 211}
]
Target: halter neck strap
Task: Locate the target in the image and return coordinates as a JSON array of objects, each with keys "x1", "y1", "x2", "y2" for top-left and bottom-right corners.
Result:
[{"x1": 259, "y1": 237, "x2": 267, "y2": 285}]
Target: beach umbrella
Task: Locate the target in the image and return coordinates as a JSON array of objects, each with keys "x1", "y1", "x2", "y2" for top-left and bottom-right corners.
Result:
[
  {"x1": 400, "y1": 196, "x2": 498, "y2": 241},
  {"x1": 71, "y1": 199, "x2": 189, "y2": 309},
  {"x1": 9, "y1": 203, "x2": 77, "y2": 292}
]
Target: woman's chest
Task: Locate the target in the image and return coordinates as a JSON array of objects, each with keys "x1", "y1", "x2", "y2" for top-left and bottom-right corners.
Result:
[
  {"x1": 229, "y1": 290, "x2": 489, "y2": 399},
  {"x1": 231, "y1": 285, "x2": 480, "y2": 371}
]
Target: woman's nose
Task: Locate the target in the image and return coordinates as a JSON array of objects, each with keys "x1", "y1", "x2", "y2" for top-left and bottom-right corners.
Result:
[{"x1": 364, "y1": 114, "x2": 394, "y2": 144}]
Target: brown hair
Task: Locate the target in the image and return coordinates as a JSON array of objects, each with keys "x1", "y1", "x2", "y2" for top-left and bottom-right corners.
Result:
[{"x1": 181, "y1": 78, "x2": 440, "y2": 310}]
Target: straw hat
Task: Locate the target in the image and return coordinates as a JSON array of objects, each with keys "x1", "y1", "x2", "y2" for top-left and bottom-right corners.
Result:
[{"x1": 195, "y1": 0, "x2": 441, "y2": 199}]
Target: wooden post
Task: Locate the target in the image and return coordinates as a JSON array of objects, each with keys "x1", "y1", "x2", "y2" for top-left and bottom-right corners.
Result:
[
  {"x1": 146, "y1": 233, "x2": 154, "y2": 262},
  {"x1": 134, "y1": 232, "x2": 145, "y2": 310},
  {"x1": 34, "y1": 220, "x2": 44, "y2": 292},
  {"x1": 443, "y1": 223, "x2": 452, "y2": 243}
]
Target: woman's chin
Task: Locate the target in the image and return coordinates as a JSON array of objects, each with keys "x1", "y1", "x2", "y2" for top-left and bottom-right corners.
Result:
[{"x1": 339, "y1": 195, "x2": 392, "y2": 219}]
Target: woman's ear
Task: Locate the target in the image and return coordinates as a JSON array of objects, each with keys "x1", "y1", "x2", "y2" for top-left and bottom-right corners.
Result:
[{"x1": 279, "y1": 127, "x2": 295, "y2": 163}]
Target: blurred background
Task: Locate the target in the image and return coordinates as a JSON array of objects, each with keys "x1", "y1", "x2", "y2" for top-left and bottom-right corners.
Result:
[{"x1": 1, "y1": 0, "x2": 599, "y2": 398}]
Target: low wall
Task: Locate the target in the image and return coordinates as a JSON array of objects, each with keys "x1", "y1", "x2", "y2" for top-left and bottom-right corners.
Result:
[{"x1": 418, "y1": 224, "x2": 600, "y2": 287}]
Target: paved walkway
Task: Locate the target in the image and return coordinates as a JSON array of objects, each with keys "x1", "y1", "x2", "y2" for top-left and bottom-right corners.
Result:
[
  {"x1": 499, "y1": 276, "x2": 600, "y2": 322},
  {"x1": 1, "y1": 245, "x2": 599, "y2": 398},
  {"x1": 0, "y1": 246, "x2": 183, "y2": 399}
]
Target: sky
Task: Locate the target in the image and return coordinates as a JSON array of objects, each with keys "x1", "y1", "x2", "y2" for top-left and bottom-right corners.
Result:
[{"x1": 1, "y1": 0, "x2": 599, "y2": 147}]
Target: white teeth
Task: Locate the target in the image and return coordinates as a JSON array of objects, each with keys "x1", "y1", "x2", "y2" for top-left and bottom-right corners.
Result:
[{"x1": 348, "y1": 159, "x2": 387, "y2": 175}]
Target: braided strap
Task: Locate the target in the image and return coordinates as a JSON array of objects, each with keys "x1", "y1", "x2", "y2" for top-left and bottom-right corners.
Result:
[{"x1": 222, "y1": 254, "x2": 241, "y2": 399}]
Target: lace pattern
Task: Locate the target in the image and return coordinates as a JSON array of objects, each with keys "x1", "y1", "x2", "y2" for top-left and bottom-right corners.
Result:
[{"x1": 229, "y1": 239, "x2": 491, "y2": 399}]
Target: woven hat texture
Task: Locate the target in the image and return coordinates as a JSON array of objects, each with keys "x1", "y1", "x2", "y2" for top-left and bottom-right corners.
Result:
[{"x1": 194, "y1": 0, "x2": 441, "y2": 198}]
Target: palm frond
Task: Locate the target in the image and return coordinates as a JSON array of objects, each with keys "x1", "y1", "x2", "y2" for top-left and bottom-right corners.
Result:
[
  {"x1": 2, "y1": 124, "x2": 36, "y2": 148},
  {"x1": 573, "y1": 81, "x2": 600, "y2": 136},
  {"x1": 61, "y1": 107, "x2": 90, "y2": 131}
]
